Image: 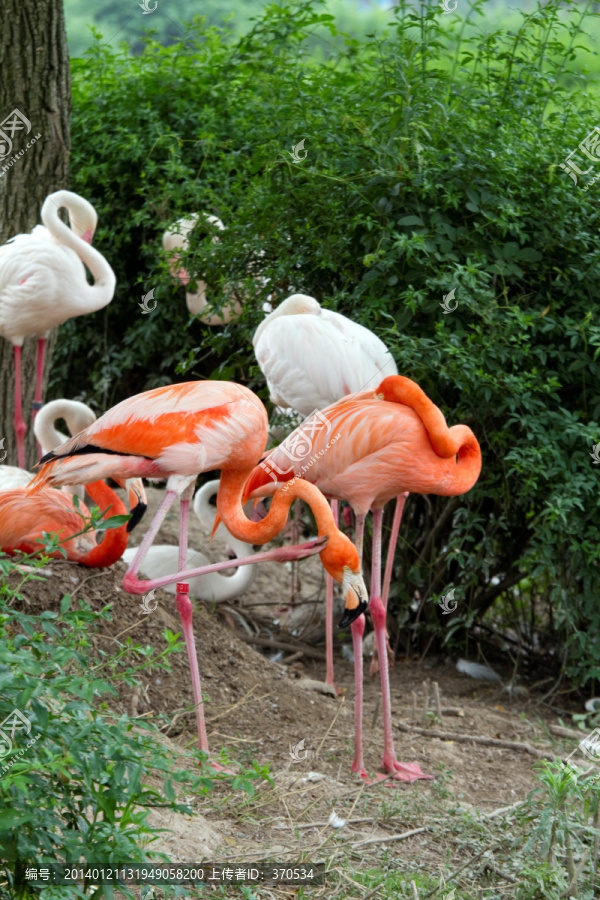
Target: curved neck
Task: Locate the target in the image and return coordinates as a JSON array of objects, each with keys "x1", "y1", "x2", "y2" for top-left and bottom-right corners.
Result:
[
  {"x1": 79, "y1": 481, "x2": 128, "y2": 568},
  {"x1": 195, "y1": 479, "x2": 252, "y2": 554},
  {"x1": 34, "y1": 400, "x2": 96, "y2": 455},
  {"x1": 377, "y1": 375, "x2": 482, "y2": 493},
  {"x1": 218, "y1": 469, "x2": 358, "y2": 580},
  {"x1": 41, "y1": 199, "x2": 116, "y2": 310}
]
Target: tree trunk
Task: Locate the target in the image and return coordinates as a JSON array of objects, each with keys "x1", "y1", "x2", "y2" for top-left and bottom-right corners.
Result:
[{"x1": 0, "y1": 0, "x2": 70, "y2": 468}]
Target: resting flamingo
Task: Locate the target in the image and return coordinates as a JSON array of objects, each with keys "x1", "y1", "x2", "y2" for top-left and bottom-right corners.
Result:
[
  {"x1": 0, "y1": 190, "x2": 116, "y2": 467},
  {"x1": 244, "y1": 374, "x2": 482, "y2": 782},
  {"x1": 253, "y1": 292, "x2": 400, "y2": 686},
  {"x1": 31, "y1": 381, "x2": 368, "y2": 766},
  {"x1": 0, "y1": 398, "x2": 98, "y2": 495},
  {"x1": 123, "y1": 480, "x2": 256, "y2": 602},
  {"x1": 0, "y1": 478, "x2": 144, "y2": 568}
]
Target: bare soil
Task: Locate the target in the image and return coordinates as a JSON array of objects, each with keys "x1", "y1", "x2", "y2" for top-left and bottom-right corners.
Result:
[{"x1": 8, "y1": 485, "x2": 585, "y2": 897}]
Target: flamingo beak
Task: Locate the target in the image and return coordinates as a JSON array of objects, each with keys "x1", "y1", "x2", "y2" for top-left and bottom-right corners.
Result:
[
  {"x1": 82, "y1": 229, "x2": 94, "y2": 244},
  {"x1": 338, "y1": 568, "x2": 368, "y2": 628}
]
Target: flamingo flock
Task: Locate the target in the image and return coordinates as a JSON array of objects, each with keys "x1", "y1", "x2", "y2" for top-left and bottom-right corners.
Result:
[{"x1": 0, "y1": 188, "x2": 482, "y2": 783}]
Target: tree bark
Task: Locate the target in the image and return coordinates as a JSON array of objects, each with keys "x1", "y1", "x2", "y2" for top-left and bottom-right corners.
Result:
[{"x1": 0, "y1": 0, "x2": 70, "y2": 467}]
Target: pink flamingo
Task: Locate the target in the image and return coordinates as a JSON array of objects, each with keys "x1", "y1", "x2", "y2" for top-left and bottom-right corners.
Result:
[
  {"x1": 31, "y1": 381, "x2": 368, "y2": 766},
  {"x1": 0, "y1": 190, "x2": 116, "y2": 467},
  {"x1": 253, "y1": 292, "x2": 400, "y2": 685},
  {"x1": 244, "y1": 375, "x2": 482, "y2": 782}
]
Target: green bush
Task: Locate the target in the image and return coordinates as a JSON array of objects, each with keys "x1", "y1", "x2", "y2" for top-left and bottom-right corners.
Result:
[
  {"x1": 0, "y1": 554, "x2": 267, "y2": 898},
  {"x1": 54, "y1": 0, "x2": 600, "y2": 686}
]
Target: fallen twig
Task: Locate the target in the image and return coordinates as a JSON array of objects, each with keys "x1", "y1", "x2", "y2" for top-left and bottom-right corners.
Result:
[
  {"x1": 480, "y1": 800, "x2": 525, "y2": 820},
  {"x1": 395, "y1": 721, "x2": 554, "y2": 759},
  {"x1": 351, "y1": 826, "x2": 427, "y2": 849}
]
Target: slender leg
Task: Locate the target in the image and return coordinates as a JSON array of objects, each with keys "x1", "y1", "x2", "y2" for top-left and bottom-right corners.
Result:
[
  {"x1": 370, "y1": 493, "x2": 408, "y2": 675},
  {"x1": 13, "y1": 346, "x2": 26, "y2": 469},
  {"x1": 349, "y1": 513, "x2": 367, "y2": 777},
  {"x1": 324, "y1": 499, "x2": 339, "y2": 691},
  {"x1": 174, "y1": 483, "x2": 227, "y2": 769},
  {"x1": 32, "y1": 338, "x2": 47, "y2": 458},
  {"x1": 350, "y1": 612, "x2": 366, "y2": 777},
  {"x1": 370, "y1": 508, "x2": 433, "y2": 782}
]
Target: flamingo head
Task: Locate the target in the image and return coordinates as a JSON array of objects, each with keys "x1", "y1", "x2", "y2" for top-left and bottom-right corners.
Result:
[{"x1": 319, "y1": 530, "x2": 368, "y2": 627}]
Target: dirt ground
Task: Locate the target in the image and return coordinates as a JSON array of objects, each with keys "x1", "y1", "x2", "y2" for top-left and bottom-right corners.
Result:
[{"x1": 7, "y1": 485, "x2": 587, "y2": 896}]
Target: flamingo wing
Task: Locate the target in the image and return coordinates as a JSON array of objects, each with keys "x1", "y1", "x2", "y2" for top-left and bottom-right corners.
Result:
[
  {"x1": 0, "y1": 236, "x2": 87, "y2": 343},
  {"x1": 33, "y1": 382, "x2": 269, "y2": 489},
  {"x1": 254, "y1": 310, "x2": 397, "y2": 416}
]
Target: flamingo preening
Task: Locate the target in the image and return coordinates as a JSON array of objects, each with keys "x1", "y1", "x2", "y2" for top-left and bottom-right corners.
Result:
[
  {"x1": 122, "y1": 480, "x2": 257, "y2": 602},
  {"x1": 253, "y1": 292, "x2": 400, "y2": 685},
  {"x1": 31, "y1": 380, "x2": 368, "y2": 765},
  {"x1": 253, "y1": 294, "x2": 397, "y2": 414},
  {"x1": 0, "y1": 191, "x2": 116, "y2": 468},
  {"x1": 244, "y1": 374, "x2": 482, "y2": 782}
]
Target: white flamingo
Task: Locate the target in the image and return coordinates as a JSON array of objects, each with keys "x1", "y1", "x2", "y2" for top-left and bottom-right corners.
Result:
[
  {"x1": 0, "y1": 398, "x2": 97, "y2": 494},
  {"x1": 253, "y1": 293, "x2": 397, "y2": 415},
  {"x1": 0, "y1": 191, "x2": 116, "y2": 468},
  {"x1": 162, "y1": 214, "x2": 244, "y2": 325},
  {"x1": 253, "y1": 293, "x2": 400, "y2": 689},
  {"x1": 122, "y1": 480, "x2": 256, "y2": 602}
]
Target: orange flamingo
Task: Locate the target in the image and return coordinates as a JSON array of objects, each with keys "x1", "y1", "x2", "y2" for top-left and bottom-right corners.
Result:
[
  {"x1": 0, "y1": 479, "x2": 145, "y2": 567},
  {"x1": 31, "y1": 381, "x2": 368, "y2": 765},
  {"x1": 244, "y1": 375, "x2": 482, "y2": 782}
]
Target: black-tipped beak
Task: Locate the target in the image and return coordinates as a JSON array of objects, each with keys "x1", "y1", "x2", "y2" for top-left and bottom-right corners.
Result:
[
  {"x1": 338, "y1": 599, "x2": 368, "y2": 629},
  {"x1": 127, "y1": 502, "x2": 147, "y2": 533},
  {"x1": 338, "y1": 570, "x2": 369, "y2": 628}
]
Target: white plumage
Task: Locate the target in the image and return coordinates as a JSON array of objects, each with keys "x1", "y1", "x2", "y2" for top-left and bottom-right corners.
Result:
[
  {"x1": 0, "y1": 398, "x2": 96, "y2": 495},
  {"x1": 0, "y1": 190, "x2": 115, "y2": 346},
  {"x1": 122, "y1": 480, "x2": 256, "y2": 602},
  {"x1": 253, "y1": 294, "x2": 397, "y2": 415}
]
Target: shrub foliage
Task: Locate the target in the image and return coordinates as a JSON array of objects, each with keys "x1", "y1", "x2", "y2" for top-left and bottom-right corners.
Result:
[{"x1": 54, "y1": 0, "x2": 600, "y2": 685}]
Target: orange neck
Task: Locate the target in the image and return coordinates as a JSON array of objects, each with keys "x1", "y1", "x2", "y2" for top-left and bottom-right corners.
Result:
[
  {"x1": 377, "y1": 375, "x2": 482, "y2": 492},
  {"x1": 219, "y1": 469, "x2": 359, "y2": 581},
  {"x1": 79, "y1": 480, "x2": 128, "y2": 568}
]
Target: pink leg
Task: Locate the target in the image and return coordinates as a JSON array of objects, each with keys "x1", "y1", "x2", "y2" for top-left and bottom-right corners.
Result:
[
  {"x1": 350, "y1": 612, "x2": 367, "y2": 777},
  {"x1": 370, "y1": 509, "x2": 433, "y2": 783},
  {"x1": 13, "y1": 346, "x2": 26, "y2": 469},
  {"x1": 32, "y1": 338, "x2": 47, "y2": 458},
  {"x1": 349, "y1": 513, "x2": 368, "y2": 778},
  {"x1": 370, "y1": 493, "x2": 408, "y2": 676},
  {"x1": 174, "y1": 485, "x2": 228, "y2": 769},
  {"x1": 325, "y1": 499, "x2": 339, "y2": 691}
]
